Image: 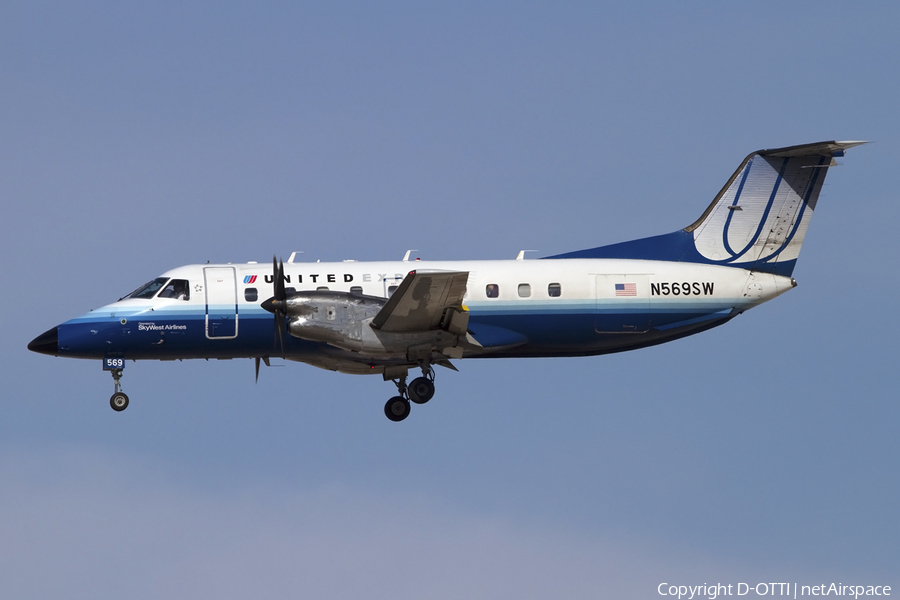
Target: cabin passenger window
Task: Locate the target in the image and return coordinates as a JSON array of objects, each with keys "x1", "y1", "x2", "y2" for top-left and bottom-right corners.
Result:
[
  {"x1": 486, "y1": 284, "x2": 499, "y2": 298},
  {"x1": 388, "y1": 285, "x2": 399, "y2": 296},
  {"x1": 548, "y1": 283, "x2": 562, "y2": 297},
  {"x1": 244, "y1": 288, "x2": 258, "y2": 302},
  {"x1": 517, "y1": 284, "x2": 531, "y2": 298},
  {"x1": 317, "y1": 286, "x2": 329, "y2": 291},
  {"x1": 285, "y1": 287, "x2": 296, "y2": 295},
  {"x1": 350, "y1": 286, "x2": 363, "y2": 294},
  {"x1": 158, "y1": 279, "x2": 190, "y2": 300}
]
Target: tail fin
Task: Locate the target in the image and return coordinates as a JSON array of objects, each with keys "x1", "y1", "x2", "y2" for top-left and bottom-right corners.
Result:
[
  {"x1": 687, "y1": 141, "x2": 866, "y2": 274},
  {"x1": 547, "y1": 141, "x2": 866, "y2": 276}
]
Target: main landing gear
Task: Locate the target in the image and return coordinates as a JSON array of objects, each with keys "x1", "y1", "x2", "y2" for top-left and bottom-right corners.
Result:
[
  {"x1": 109, "y1": 368, "x2": 129, "y2": 412},
  {"x1": 383, "y1": 366, "x2": 436, "y2": 422}
]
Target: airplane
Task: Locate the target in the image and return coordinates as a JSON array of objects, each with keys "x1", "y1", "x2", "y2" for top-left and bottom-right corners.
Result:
[{"x1": 28, "y1": 140, "x2": 864, "y2": 422}]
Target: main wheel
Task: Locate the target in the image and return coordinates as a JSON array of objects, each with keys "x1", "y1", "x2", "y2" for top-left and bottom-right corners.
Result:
[
  {"x1": 408, "y1": 377, "x2": 435, "y2": 404},
  {"x1": 384, "y1": 396, "x2": 411, "y2": 422},
  {"x1": 110, "y1": 392, "x2": 129, "y2": 412}
]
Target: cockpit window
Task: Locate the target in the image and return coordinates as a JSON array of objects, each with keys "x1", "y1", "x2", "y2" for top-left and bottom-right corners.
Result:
[
  {"x1": 126, "y1": 278, "x2": 169, "y2": 299},
  {"x1": 158, "y1": 279, "x2": 190, "y2": 300}
]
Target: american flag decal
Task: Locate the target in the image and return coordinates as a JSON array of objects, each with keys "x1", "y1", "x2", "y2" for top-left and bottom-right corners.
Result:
[{"x1": 615, "y1": 283, "x2": 637, "y2": 296}]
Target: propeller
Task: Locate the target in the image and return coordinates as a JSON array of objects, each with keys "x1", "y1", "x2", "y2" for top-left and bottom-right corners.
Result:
[
  {"x1": 260, "y1": 256, "x2": 287, "y2": 356},
  {"x1": 254, "y1": 356, "x2": 271, "y2": 382}
]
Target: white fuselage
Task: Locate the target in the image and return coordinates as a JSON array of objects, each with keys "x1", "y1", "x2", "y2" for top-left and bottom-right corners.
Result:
[{"x1": 52, "y1": 257, "x2": 794, "y2": 374}]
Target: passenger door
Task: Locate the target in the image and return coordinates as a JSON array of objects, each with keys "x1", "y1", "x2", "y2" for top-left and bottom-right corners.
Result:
[{"x1": 204, "y1": 267, "x2": 238, "y2": 339}]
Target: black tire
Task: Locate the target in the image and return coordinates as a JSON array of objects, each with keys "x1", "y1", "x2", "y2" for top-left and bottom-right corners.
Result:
[
  {"x1": 384, "y1": 396, "x2": 410, "y2": 422},
  {"x1": 407, "y1": 377, "x2": 435, "y2": 404},
  {"x1": 110, "y1": 392, "x2": 129, "y2": 412}
]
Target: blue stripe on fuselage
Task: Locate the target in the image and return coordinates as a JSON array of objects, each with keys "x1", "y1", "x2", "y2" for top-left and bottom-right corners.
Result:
[{"x1": 56, "y1": 299, "x2": 741, "y2": 360}]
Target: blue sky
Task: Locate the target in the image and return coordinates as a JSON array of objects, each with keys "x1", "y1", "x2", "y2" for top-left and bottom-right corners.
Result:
[{"x1": 2, "y1": 2, "x2": 898, "y2": 598}]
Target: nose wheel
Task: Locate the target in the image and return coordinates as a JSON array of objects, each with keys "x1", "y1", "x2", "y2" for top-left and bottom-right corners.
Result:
[
  {"x1": 108, "y1": 368, "x2": 129, "y2": 412},
  {"x1": 110, "y1": 391, "x2": 129, "y2": 411}
]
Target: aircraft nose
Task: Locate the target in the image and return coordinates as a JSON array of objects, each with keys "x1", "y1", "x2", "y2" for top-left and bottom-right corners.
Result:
[{"x1": 28, "y1": 327, "x2": 59, "y2": 356}]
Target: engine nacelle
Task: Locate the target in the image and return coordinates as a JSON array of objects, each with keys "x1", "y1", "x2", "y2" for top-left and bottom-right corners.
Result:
[
  {"x1": 284, "y1": 291, "x2": 469, "y2": 358},
  {"x1": 284, "y1": 291, "x2": 379, "y2": 349}
]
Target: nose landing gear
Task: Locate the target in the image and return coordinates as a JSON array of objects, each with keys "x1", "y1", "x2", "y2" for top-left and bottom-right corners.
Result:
[
  {"x1": 103, "y1": 359, "x2": 129, "y2": 412},
  {"x1": 109, "y1": 368, "x2": 129, "y2": 412}
]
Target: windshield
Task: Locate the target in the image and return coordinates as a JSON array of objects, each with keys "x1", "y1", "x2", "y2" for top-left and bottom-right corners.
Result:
[{"x1": 124, "y1": 277, "x2": 169, "y2": 300}]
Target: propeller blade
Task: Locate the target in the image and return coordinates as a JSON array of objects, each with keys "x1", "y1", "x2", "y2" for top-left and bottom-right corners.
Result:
[
  {"x1": 273, "y1": 256, "x2": 285, "y2": 301},
  {"x1": 266, "y1": 257, "x2": 287, "y2": 356},
  {"x1": 259, "y1": 295, "x2": 286, "y2": 355},
  {"x1": 275, "y1": 312, "x2": 285, "y2": 356},
  {"x1": 254, "y1": 356, "x2": 273, "y2": 383}
]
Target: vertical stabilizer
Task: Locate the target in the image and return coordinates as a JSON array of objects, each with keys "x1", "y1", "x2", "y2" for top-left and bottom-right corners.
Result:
[
  {"x1": 546, "y1": 141, "x2": 865, "y2": 276},
  {"x1": 686, "y1": 141, "x2": 865, "y2": 275}
]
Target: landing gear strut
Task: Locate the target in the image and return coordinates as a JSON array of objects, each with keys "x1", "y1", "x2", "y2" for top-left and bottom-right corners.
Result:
[
  {"x1": 382, "y1": 364, "x2": 436, "y2": 421},
  {"x1": 109, "y1": 368, "x2": 129, "y2": 412}
]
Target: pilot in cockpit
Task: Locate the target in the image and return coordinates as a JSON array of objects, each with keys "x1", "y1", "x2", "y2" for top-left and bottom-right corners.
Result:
[{"x1": 158, "y1": 279, "x2": 190, "y2": 300}]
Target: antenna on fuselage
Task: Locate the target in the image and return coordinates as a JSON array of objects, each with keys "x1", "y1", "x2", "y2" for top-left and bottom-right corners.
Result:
[
  {"x1": 516, "y1": 250, "x2": 537, "y2": 260},
  {"x1": 287, "y1": 252, "x2": 303, "y2": 263}
]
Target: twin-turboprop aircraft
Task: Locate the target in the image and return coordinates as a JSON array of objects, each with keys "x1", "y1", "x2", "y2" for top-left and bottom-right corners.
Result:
[{"x1": 29, "y1": 141, "x2": 863, "y2": 421}]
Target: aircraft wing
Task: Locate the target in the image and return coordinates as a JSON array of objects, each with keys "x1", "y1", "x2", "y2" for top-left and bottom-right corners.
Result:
[{"x1": 371, "y1": 270, "x2": 469, "y2": 332}]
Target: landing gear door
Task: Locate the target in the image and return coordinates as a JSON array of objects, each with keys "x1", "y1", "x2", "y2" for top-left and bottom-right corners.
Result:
[
  {"x1": 594, "y1": 274, "x2": 651, "y2": 333},
  {"x1": 204, "y1": 267, "x2": 238, "y2": 339}
]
